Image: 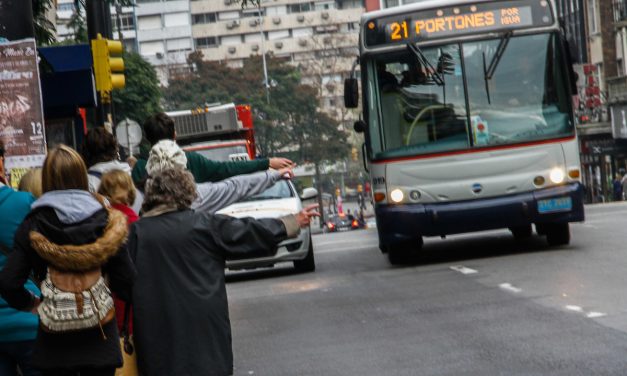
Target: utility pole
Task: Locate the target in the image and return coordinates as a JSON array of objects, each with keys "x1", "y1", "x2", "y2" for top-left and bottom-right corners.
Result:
[
  {"x1": 258, "y1": 3, "x2": 270, "y2": 104},
  {"x1": 86, "y1": 0, "x2": 115, "y2": 130}
]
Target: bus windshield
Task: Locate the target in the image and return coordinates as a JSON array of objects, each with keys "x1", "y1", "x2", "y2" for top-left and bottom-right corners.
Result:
[{"x1": 369, "y1": 33, "x2": 574, "y2": 159}]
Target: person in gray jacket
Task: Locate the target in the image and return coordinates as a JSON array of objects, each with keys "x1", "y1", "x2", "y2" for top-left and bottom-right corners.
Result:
[{"x1": 145, "y1": 140, "x2": 292, "y2": 213}]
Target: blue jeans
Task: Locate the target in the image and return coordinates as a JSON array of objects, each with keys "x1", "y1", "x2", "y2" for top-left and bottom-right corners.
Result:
[{"x1": 0, "y1": 340, "x2": 40, "y2": 376}]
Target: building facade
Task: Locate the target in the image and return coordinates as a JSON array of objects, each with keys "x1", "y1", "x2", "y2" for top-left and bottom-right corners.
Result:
[{"x1": 190, "y1": 0, "x2": 364, "y2": 127}]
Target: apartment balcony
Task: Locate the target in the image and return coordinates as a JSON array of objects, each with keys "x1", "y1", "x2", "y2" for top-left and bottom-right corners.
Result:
[
  {"x1": 192, "y1": 8, "x2": 362, "y2": 39},
  {"x1": 607, "y1": 75, "x2": 627, "y2": 103}
]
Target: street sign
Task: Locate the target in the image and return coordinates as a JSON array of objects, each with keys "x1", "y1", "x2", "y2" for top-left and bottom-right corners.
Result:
[{"x1": 116, "y1": 118, "x2": 142, "y2": 156}]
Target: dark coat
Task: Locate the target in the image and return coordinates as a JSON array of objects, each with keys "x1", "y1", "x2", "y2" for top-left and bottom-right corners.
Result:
[
  {"x1": 0, "y1": 206, "x2": 136, "y2": 371},
  {"x1": 129, "y1": 209, "x2": 288, "y2": 376}
]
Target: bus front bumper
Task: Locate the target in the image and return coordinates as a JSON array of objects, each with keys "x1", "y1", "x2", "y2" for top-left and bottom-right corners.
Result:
[{"x1": 375, "y1": 183, "x2": 584, "y2": 249}]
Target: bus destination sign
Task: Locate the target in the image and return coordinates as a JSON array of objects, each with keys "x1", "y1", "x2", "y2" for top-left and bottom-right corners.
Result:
[{"x1": 364, "y1": 0, "x2": 554, "y2": 47}]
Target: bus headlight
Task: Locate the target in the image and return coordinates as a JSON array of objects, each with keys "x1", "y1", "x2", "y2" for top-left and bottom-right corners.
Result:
[
  {"x1": 549, "y1": 168, "x2": 565, "y2": 184},
  {"x1": 390, "y1": 189, "x2": 404, "y2": 203}
]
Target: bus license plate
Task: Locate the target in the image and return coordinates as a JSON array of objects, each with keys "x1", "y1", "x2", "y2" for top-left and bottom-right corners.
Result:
[{"x1": 538, "y1": 197, "x2": 572, "y2": 214}]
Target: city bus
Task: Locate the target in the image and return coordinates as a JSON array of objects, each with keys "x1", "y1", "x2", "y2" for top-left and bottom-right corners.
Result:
[{"x1": 344, "y1": 0, "x2": 584, "y2": 264}]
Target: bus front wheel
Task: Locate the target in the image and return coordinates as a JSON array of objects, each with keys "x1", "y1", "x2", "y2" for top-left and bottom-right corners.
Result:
[
  {"x1": 544, "y1": 223, "x2": 570, "y2": 246},
  {"x1": 386, "y1": 238, "x2": 423, "y2": 265}
]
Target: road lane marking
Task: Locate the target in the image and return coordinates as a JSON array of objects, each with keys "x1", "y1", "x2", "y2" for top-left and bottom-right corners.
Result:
[
  {"x1": 565, "y1": 305, "x2": 583, "y2": 312},
  {"x1": 499, "y1": 283, "x2": 522, "y2": 293},
  {"x1": 565, "y1": 305, "x2": 607, "y2": 319},
  {"x1": 449, "y1": 265, "x2": 478, "y2": 275}
]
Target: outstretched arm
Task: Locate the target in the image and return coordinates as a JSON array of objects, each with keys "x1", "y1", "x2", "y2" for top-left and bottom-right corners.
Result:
[
  {"x1": 187, "y1": 151, "x2": 294, "y2": 183},
  {"x1": 192, "y1": 168, "x2": 292, "y2": 213},
  {"x1": 206, "y1": 204, "x2": 319, "y2": 260}
]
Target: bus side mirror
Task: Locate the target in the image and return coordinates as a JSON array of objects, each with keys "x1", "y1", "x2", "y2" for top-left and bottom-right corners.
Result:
[
  {"x1": 344, "y1": 78, "x2": 359, "y2": 108},
  {"x1": 353, "y1": 120, "x2": 366, "y2": 133}
]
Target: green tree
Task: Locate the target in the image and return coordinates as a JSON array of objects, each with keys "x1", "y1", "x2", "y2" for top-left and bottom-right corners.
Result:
[{"x1": 112, "y1": 51, "x2": 162, "y2": 125}]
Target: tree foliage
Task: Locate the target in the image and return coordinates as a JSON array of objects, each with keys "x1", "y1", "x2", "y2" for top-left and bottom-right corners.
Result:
[
  {"x1": 112, "y1": 51, "x2": 162, "y2": 125},
  {"x1": 163, "y1": 53, "x2": 349, "y2": 166}
]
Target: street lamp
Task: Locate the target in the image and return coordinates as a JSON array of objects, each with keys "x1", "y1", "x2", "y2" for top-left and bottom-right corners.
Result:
[{"x1": 258, "y1": 3, "x2": 270, "y2": 104}]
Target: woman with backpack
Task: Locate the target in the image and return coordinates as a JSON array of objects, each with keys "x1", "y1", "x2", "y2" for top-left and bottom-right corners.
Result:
[{"x1": 0, "y1": 145, "x2": 136, "y2": 376}]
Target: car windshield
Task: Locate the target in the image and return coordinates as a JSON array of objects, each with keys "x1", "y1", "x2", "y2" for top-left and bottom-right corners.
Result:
[
  {"x1": 368, "y1": 33, "x2": 573, "y2": 158},
  {"x1": 239, "y1": 180, "x2": 294, "y2": 202}
]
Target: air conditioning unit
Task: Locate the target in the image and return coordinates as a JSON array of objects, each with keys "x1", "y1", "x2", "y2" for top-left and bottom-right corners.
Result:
[
  {"x1": 228, "y1": 46, "x2": 236, "y2": 54},
  {"x1": 275, "y1": 41, "x2": 283, "y2": 49},
  {"x1": 297, "y1": 15, "x2": 305, "y2": 22},
  {"x1": 321, "y1": 11, "x2": 329, "y2": 20},
  {"x1": 272, "y1": 17, "x2": 281, "y2": 25},
  {"x1": 251, "y1": 44, "x2": 259, "y2": 51},
  {"x1": 298, "y1": 39, "x2": 307, "y2": 47},
  {"x1": 232, "y1": 20, "x2": 240, "y2": 27},
  {"x1": 224, "y1": 0, "x2": 232, "y2": 5},
  {"x1": 323, "y1": 36, "x2": 332, "y2": 44},
  {"x1": 249, "y1": 19, "x2": 259, "y2": 27},
  {"x1": 226, "y1": 22, "x2": 234, "y2": 29}
]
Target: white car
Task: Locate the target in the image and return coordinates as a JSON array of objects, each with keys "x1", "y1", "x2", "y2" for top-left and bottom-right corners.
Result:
[{"x1": 216, "y1": 180, "x2": 318, "y2": 272}]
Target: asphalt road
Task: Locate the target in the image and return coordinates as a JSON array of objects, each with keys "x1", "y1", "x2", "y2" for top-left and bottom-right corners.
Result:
[{"x1": 226, "y1": 203, "x2": 627, "y2": 376}]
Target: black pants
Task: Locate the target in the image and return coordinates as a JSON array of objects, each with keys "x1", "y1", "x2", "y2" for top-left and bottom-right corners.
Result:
[{"x1": 41, "y1": 368, "x2": 114, "y2": 376}]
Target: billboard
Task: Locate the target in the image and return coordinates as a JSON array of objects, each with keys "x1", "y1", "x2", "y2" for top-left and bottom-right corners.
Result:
[{"x1": 0, "y1": 38, "x2": 46, "y2": 184}]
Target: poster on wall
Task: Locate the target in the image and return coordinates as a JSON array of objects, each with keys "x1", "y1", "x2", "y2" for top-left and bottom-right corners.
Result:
[{"x1": 0, "y1": 38, "x2": 46, "y2": 187}]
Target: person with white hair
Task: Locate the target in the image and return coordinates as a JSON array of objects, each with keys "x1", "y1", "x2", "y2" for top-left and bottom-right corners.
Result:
[{"x1": 145, "y1": 140, "x2": 292, "y2": 213}]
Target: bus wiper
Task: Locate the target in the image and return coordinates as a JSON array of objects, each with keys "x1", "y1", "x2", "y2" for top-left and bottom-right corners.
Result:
[
  {"x1": 407, "y1": 43, "x2": 444, "y2": 86},
  {"x1": 482, "y1": 31, "x2": 513, "y2": 104},
  {"x1": 484, "y1": 31, "x2": 512, "y2": 80}
]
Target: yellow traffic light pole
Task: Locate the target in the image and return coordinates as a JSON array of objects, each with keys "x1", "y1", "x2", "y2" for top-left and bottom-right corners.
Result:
[
  {"x1": 91, "y1": 33, "x2": 125, "y2": 103},
  {"x1": 90, "y1": 33, "x2": 125, "y2": 129}
]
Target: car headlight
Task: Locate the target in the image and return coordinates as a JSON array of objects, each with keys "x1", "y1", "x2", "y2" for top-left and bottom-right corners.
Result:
[
  {"x1": 549, "y1": 168, "x2": 565, "y2": 184},
  {"x1": 390, "y1": 189, "x2": 404, "y2": 203}
]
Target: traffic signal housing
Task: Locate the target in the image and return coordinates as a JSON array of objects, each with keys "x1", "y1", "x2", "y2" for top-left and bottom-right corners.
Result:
[{"x1": 91, "y1": 34, "x2": 125, "y2": 102}]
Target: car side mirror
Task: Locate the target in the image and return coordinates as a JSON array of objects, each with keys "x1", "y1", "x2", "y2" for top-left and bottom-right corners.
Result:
[
  {"x1": 301, "y1": 187, "x2": 318, "y2": 201},
  {"x1": 353, "y1": 120, "x2": 366, "y2": 133},
  {"x1": 344, "y1": 78, "x2": 359, "y2": 108}
]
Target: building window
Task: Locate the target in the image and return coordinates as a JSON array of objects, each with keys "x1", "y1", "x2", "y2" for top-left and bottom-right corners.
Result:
[
  {"x1": 587, "y1": 0, "x2": 598, "y2": 34},
  {"x1": 114, "y1": 14, "x2": 135, "y2": 31},
  {"x1": 384, "y1": 0, "x2": 399, "y2": 7},
  {"x1": 192, "y1": 12, "x2": 217, "y2": 24},
  {"x1": 242, "y1": 9, "x2": 264, "y2": 18},
  {"x1": 57, "y1": 3, "x2": 76, "y2": 12},
  {"x1": 194, "y1": 37, "x2": 218, "y2": 49},
  {"x1": 288, "y1": 3, "x2": 312, "y2": 13}
]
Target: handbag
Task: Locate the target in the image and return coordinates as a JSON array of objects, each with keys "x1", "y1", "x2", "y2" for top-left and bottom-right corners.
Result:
[{"x1": 115, "y1": 303, "x2": 138, "y2": 376}]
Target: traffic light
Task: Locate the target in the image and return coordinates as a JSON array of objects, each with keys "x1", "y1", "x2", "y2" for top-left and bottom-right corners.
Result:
[
  {"x1": 91, "y1": 33, "x2": 125, "y2": 103},
  {"x1": 351, "y1": 147, "x2": 358, "y2": 161}
]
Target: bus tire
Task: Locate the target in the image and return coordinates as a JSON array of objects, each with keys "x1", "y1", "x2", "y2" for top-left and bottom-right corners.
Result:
[
  {"x1": 294, "y1": 236, "x2": 315, "y2": 272},
  {"x1": 510, "y1": 225, "x2": 532, "y2": 240},
  {"x1": 387, "y1": 238, "x2": 423, "y2": 265},
  {"x1": 546, "y1": 223, "x2": 570, "y2": 246}
]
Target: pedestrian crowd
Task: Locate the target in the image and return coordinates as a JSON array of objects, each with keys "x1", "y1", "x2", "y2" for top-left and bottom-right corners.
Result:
[{"x1": 0, "y1": 112, "x2": 319, "y2": 376}]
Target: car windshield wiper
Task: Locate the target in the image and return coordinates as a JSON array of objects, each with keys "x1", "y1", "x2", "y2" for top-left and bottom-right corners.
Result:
[
  {"x1": 482, "y1": 31, "x2": 513, "y2": 104},
  {"x1": 407, "y1": 42, "x2": 444, "y2": 86}
]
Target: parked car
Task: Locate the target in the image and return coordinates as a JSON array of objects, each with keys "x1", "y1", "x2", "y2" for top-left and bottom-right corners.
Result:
[{"x1": 216, "y1": 180, "x2": 318, "y2": 272}]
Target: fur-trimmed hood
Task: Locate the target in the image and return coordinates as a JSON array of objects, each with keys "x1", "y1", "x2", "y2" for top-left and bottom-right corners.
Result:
[{"x1": 29, "y1": 208, "x2": 128, "y2": 272}]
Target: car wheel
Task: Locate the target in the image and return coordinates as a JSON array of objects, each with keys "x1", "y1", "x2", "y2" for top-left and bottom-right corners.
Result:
[
  {"x1": 387, "y1": 237, "x2": 423, "y2": 265},
  {"x1": 545, "y1": 223, "x2": 570, "y2": 246},
  {"x1": 510, "y1": 225, "x2": 532, "y2": 240},
  {"x1": 294, "y1": 235, "x2": 315, "y2": 272}
]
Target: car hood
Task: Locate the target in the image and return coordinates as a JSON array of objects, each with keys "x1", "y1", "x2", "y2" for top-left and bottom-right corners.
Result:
[{"x1": 216, "y1": 197, "x2": 300, "y2": 219}]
